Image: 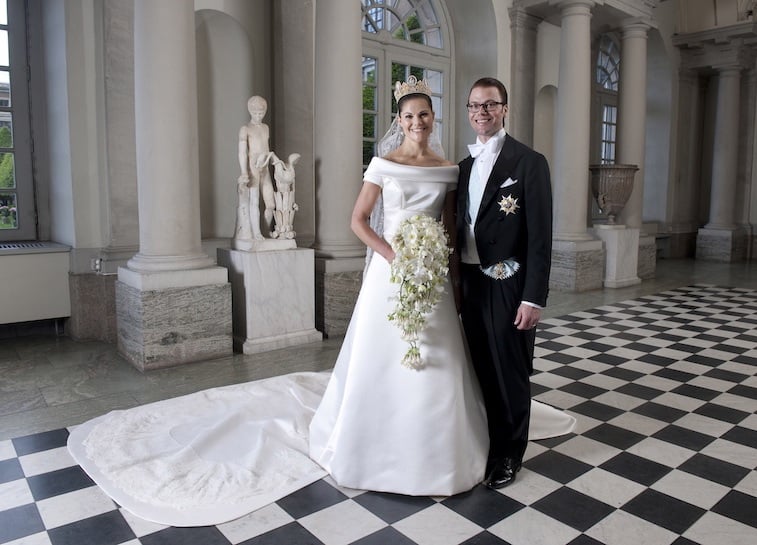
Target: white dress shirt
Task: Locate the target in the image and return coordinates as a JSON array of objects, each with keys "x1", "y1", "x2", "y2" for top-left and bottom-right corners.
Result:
[{"x1": 461, "y1": 128, "x2": 506, "y2": 265}]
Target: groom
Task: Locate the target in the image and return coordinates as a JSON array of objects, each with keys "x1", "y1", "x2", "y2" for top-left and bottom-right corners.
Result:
[{"x1": 456, "y1": 77, "x2": 552, "y2": 489}]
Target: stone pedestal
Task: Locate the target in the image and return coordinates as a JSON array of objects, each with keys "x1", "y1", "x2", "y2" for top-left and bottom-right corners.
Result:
[
  {"x1": 592, "y1": 225, "x2": 641, "y2": 288},
  {"x1": 218, "y1": 248, "x2": 322, "y2": 354},
  {"x1": 550, "y1": 239, "x2": 604, "y2": 292},
  {"x1": 116, "y1": 267, "x2": 232, "y2": 371},
  {"x1": 696, "y1": 227, "x2": 747, "y2": 262}
]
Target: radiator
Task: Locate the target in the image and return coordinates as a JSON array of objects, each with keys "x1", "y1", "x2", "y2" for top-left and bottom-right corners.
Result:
[{"x1": 0, "y1": 242, "x2": 71, "y2": 324}]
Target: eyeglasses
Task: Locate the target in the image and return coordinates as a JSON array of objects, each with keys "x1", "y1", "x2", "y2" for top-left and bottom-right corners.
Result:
[{"x1": 466, "y1": 101, "x2": 505, "y2": 113}]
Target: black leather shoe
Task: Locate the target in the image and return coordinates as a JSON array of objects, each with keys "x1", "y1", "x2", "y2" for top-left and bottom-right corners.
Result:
[{"x1": 484, "y1": 457, "x2": 521, "y2": 489}]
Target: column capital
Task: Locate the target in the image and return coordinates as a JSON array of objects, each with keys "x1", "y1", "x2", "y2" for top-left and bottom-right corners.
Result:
[
  {"x1": 508, "y1": 6, "x2": 542, "y2": 32},
  {"x1": 549, "y1": 0, "x2": 599, "y2": 13},
  {"x1": 620, "y1": 18, "x2": 653, "y2": 37}
]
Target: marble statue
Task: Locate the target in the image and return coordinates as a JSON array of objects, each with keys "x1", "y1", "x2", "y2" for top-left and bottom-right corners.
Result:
[
  {"x1": 236, "y1": 96, "x2": 275, "y2": 241},
  {"x1": 233, "y1": 95, "x2": 300, "y2": 251}
]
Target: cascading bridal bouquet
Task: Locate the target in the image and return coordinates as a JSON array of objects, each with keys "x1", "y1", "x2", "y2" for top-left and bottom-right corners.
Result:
[{"x1": 388, "y1": 214, "x2": 452, "y2": 370}]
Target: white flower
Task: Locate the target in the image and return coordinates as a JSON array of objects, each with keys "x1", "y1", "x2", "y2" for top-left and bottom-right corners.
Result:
[{"x1": 388, "y1": 214, "x2": 451, "y2": 370}]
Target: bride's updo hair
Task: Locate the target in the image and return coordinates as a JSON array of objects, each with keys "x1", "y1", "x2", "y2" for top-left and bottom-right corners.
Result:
[{"x1": 397, "y1": 92, "x2": 433, "y2": 112}]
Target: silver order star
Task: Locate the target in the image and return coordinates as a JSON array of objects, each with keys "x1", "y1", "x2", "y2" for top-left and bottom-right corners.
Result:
[{"x1": 498, "y1": 194, "x2": 519, "y2": 215}]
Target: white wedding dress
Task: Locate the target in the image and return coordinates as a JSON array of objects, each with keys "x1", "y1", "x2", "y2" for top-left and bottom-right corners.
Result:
[
  {"x1": 68, "y1": 158, "x2": 575, "y2": 527},
  {"x1": 309, "y1": 158, "x2": 489, "y2": 496}
]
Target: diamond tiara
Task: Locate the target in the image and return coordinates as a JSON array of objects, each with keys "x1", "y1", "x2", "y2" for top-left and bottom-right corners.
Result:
[{"x1": 394, "y1": 75, "x2": 433, "y2": 102}]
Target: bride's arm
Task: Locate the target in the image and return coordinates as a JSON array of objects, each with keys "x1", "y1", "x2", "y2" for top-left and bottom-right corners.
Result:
[
  {"x1": 351, "y1": 182, "x2": 396, "y2": 262},
  {"x1": 442, "y1": 190, "x2": 462, "y2": 312}
]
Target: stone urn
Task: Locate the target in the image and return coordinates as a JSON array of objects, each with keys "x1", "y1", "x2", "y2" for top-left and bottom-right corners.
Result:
[{"x1": 589, "y1": 164, "x2": 638, "y2": 224}]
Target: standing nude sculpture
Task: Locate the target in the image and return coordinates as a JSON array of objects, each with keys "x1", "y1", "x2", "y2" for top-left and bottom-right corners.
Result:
[{"x1": 237, "y1": 96, "x2": 275, "y2": 240}]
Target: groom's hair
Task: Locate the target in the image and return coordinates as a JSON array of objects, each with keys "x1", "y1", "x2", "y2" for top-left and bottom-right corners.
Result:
[{"x1": 469, "y1": 77, "x2": 508, "y2": 105}]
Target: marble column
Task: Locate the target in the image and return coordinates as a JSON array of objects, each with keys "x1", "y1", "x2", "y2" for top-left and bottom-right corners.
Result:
[
  {"x1": 697, "y1": 65, "x2": 745, "y2": 261},
  {"x1": 550, "y1": 0, "x2": 603, "y2": 291},
  {"x1": 68, "y1": 0, "x2": 139, "y2": 343},
  {"x1": 668, "y1": 68, "x2": 704, "y2": 257},
  {"x1": 616, "y1": 21, "x2": 654, "y2": 280},
  {"x1": 508, "y1": 6, "x2": 540, "y2": 146},
  {"x1": 617, "y1": 21, "x2": 650, "y2": 230},
  {"x1": 116, "y1": 0, "x2": 231, "y2": 370},
  {"x1": 313, "y1": 0, "x2": 365, "y2": 336}
]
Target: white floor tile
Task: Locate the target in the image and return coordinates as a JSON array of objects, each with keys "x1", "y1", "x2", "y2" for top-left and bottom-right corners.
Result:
[
  {"x1": 35, "y1": 486, "x2": 117, "y2": 530},
  {"x1": 488, "y1": 506, "x2": 581, "y2": 545},
  {"x1": 586, "y1": 510, "x2": 678, "y2": 545},
  {"x1": 217, "y1": 502, "x2": 293, "y2": 543},
  {"x1": 683, "y1": 511, "x2": 757, "y2": 545},
  {"x1": 299, "y1": 499, "x2": 386, "y2": 545},
  {"x1": 651, "y1": 469, "x2": 730, "y2": 510},
  {"x1": 393, "y1": 503, "x2": 483, "y2": 545},
  {"x1": 568, "y1": 468, "x2": 646, "y2": 508}
]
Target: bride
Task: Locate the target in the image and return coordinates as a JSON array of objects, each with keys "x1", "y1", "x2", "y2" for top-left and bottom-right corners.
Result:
[
  {"x1": 68, "y1": 79, "x2": 574, "y2": 527},
  {"x1": 309, "y1": 76, "x2": 488, "y2": 496}
]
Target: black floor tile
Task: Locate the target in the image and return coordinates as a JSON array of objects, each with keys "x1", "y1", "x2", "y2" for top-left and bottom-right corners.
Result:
[
  {"x1": 600, "y1": 452, "x2": 672, "y2": 486},
  {"x1": 0, "y1": 457, "x2": 24, "y2": 484},
  {"x1": 711, "y1": 490, "x2": 757, "y2": 528},
  {"x1": 47, "y1": 510, "x2": 135, "y2": 545},
  {"x1": 622, "y1": 489, "x2": 705, "y2": 534},
  {"x1": 541, "y1": 352, "x2": 582, "y2": 364},
  {"x1": 12, "y1": 429, "x2": 69, "y2": 456},
  {"x1": 550, "y1": 366, "x2": 593, "y2": 381},
  {"x1": 442, "y1": 486, "x2": 524, "y2": 528},
  {"x1": 460, "y1": 532, "x2": 513, "y2": 545},
  {"x1": 352, "y1": 526, "x2": 417, "y2": 545},
  {"x1": 584, "y1": 423, "x2": 646, "y2": 450},
  {"x1": 637, "y1": 353, "x2": 677, "y2": 367},
  {"x1": 581, "y1": 337, "x2": 617, "y2": 352},
  {"x1": 670, "y1": 384, "x2": 721, "y2": 402},
  {"x1": 615, "y1": 383, "x2": 664, "y2": 401},
  {"x1": 569, "y1": 400, "x2": 624, "y2": 422},
  {"x1": 653, "y1": 367, "x2": 697, "y2": 383},
  {"x1": 0, "y1": 503, "x2": 45, "y2": 544},
  {"x1": 238, "y1": 522, "x2": 324, "y2": 545},
  {"x1": 694, "y1": 402, "x2": 750, "y2": 425},
  {"x1": 601, "y1": 367, "x2": 644, "y2": 382},
  {"x1": 26, "y1": 465, "x2": 95, "y2": 501},
  {"x1": 652, "y1": 425, "x2": 717, "y2": 451},
  {"x1": 677, "y1": 453, "x2": 750, "y2": 488},
  {"x1": 567, "y1": 536, "x2": 606, "y2": 545},
  {"x1": 729, "y1": 384, "x2": 757, "y2": 400},
  {"x1": 354, "y1": 490, "x2": 435, "y2": 524},
  {"x1": 532, "y1": 487, "x2": 615, "y2": 532},
  {"x1": 721, "y1": 426, "x2": 757, "y2": 449},
  {"x1": 525, "y1": 451, "x2": 592, "y2": 484},
  {"x1": 632, "y1": 401, "x2": 688, "y2": 423},
  {"x1": 558, "y1": 382, "x2": 608, "y2": 400},
  {"x1": 703, "y1": 368, "x2": 750, "y2": 383},
  {"x1": 588, "y1": 353, "x2": 628, "y2": 366},
  {"x1": 277, "y1": 480, "x2": 349, "y2": 519}
]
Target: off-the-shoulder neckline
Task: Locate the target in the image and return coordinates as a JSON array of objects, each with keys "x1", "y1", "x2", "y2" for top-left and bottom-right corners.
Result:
[{"x1": 372, "y1": 157, "x2": 457, "y2": 169}]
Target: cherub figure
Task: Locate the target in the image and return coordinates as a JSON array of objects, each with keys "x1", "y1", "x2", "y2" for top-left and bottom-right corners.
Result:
[{"x1": 270, "y1": 153, "x2": 301, "y2": 239}]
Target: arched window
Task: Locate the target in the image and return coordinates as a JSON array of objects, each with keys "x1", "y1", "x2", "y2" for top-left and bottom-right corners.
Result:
[
  {"x1": 361, "y1": 0, "x2": 452, "y2": 168},
  {"x1": 594, "y1": 34, "x2": 620, "y2": 164}
]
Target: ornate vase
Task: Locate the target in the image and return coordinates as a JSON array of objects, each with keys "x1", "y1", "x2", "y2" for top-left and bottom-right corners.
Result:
[{"x1": 589, "y1": 164, "x2": 638, "y2": 224}]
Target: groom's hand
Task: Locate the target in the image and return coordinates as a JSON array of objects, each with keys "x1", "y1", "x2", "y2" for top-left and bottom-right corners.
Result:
[{"x1": 514, "y1": 304, "x2": 541, "y2": 331}]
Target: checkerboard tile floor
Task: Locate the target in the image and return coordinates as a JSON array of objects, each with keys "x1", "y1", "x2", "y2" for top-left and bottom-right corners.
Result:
[{"x1": 1, "y1": 285, "x2": 755, "y2": 545}]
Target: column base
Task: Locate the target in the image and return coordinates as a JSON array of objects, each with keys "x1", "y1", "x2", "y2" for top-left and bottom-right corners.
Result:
[
  {"x1": 592, "y1": 225, "x2": 641, "y2": 288},
  {"x1": 218, "y1": 248, "x2": 322, "y2": 355},
  {"x1": 696, "y1": 227, "x2": 748, "y2": 262},
  {"x1": 315, "y1": 257, "x2": 364, "y2": 337},
  {"x1": 638, "y1": 234, "x2": 657, "y2": 280},
  {"x1": 550, "y1": 239, "x2": 604, "y2": 292},
  {"x1": 116, "y1": 267, "x2": 232, "y2": 371}
]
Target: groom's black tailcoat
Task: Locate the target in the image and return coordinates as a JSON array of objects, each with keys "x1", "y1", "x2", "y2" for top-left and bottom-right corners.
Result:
[{"x1": 457, "y1": 134, "x2": 552, "y2": 463}]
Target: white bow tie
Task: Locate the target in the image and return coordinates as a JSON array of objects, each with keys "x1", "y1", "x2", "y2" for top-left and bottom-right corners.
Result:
[{"x1": 468, "y1": 138, "x2": 499, "y2": 158}]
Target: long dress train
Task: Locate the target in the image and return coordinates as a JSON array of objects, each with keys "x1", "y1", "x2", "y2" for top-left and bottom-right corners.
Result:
[{"x1": 67, "y1": 158, "x2": 575, "y2": 527}]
